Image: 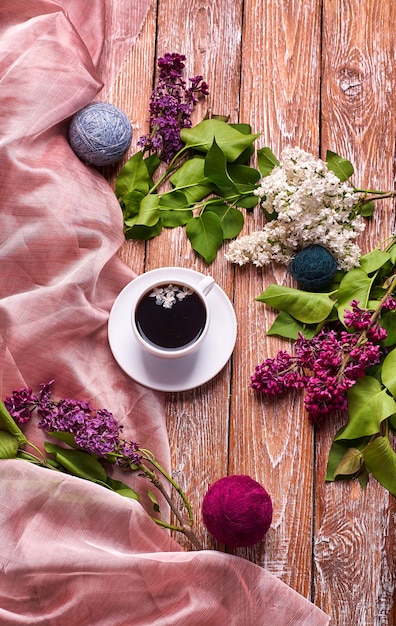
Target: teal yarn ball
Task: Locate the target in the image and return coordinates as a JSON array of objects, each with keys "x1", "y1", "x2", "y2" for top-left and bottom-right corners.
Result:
[
  {"x1": 290, "y1": 244, "x2": 338, "y2": 291},
  {"x1": 68, "y1": 103, "x2": 132, "y2": 167},
  {"x1": 202, "y1": 475, "x2": 273, "y2": 547}
]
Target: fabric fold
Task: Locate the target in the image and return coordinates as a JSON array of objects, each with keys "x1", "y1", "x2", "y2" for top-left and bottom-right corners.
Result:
[{"x1": 0, "y1": 461, "x2": 329, "y2": 625}]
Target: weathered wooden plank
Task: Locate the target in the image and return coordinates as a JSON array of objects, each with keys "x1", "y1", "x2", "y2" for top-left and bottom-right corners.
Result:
[
  {"x1": 102, "y1": 0, "x2": 158, "y2": 274},
  {"x1": 316, "y1": 1, "x2": 396, "y2": 624},
  {"x1": 144, "y1": 0, "x2": 245, "y2": 548},
  {"x1": 227, "y1": 0, "x2": 323, "y2": 599}
]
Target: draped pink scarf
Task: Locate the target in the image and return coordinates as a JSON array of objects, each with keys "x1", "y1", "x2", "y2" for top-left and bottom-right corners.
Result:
[{"x1": 0, "y1": 1, "x2": 329, "y2": 623}]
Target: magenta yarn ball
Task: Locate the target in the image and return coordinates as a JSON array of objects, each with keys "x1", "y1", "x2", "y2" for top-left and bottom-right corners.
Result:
[{"x1": 202, "y1": 475, "x2": 273, "y2": 547}]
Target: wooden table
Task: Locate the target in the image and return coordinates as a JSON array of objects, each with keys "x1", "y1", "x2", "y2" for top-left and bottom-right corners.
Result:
[{"x1": 103, "y1": 1, "x2": 396, "y2": 623}]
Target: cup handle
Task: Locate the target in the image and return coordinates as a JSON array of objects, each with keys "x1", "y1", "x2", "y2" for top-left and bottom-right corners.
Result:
[{"x1": 198, "y1": 275, "x2": 215, "y2": 296}]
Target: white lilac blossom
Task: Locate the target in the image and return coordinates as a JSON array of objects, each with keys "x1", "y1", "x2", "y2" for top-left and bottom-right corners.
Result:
[
  {"x1": 225, "y1": 146, "x2": 364, "y2": 271},
  {"x1": 149, "y1": 284, "x2": 193, "y2": 309}
]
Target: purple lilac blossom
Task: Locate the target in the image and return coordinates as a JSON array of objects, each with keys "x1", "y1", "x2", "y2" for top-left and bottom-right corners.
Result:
[
  {"x1": 250, "y1": 350, "x2": 307, "y2": 396},
  {"x1": 344, "y1": 299, "x2": 373, "y2": 330},
  {"x1": 4, "y1": 386, "x2": 38, "y2": 424},
  {"x1": 4, "y1": 381, "x2": 142, "y2": 464},
  {"x1": 382, "y1": 294, "x2": 396, "y2": 311},
  {"x1": 138, "y1": 52, "x2": 209, "y2": 162},
  {"x1": 251, "y1": 300, "x2": 388, "y2": 424},
  {"x1": 344, "y1": 299, "x2": 388, "y2": 341}
]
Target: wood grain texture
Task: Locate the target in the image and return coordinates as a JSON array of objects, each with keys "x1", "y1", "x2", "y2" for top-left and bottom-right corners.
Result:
[
  {"x1": 101, "y1": 0, "x2": 158, "y2": 274},
  {"x1": 229, "y1": 0, "x2": 322, "y2": 598},
  {"x1": 316, "y1": 2, "x2": 396, "y2": 623},
  {"x1": 143, "y1": 0, "x2": 245, "y2": 551},
  {"x1": 104, "y1": 0, "x2": 396, "y2": 622}
]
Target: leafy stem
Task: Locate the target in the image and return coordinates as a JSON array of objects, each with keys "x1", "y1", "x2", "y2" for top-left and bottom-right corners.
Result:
[
  {"x1": 0, "y1": 393, "x2": 202, "y2": 550},
  {"x1": 354, "y1": 187, "x2": 396, "y2": 197},
  {"x1": 116, "y1": 117, "x2": 261, "y2": 263},
  {"x1": 23, "y1": 440, "x2": 55, "y2": 468},
  {"x1": 358, "y1": 191, "x2": 396, "y2": 205},
  {"x1": 140, "y1": 459, "x2": 203, "y2": 550},
  {"x1": 140, "y1": 449, "x2": 194, "y2": 525},
  {"x1": 148, "y1": 145, "x2": 191, "y2": 194}
]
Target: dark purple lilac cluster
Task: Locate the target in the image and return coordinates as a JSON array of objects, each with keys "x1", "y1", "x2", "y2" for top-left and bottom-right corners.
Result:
[
  {"x1": 251, "y1": 299, "x2": 393, "y2": 423},
  {"x1": 4, "y1": 381, "x2": 141, "y2": 464},
  {"x1": 138, "y1": 52, "x2": 209, "y2": 162}
]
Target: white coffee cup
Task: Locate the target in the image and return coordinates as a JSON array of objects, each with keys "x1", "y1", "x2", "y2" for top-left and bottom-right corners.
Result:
[{"x1": 131, "y1": 269, "x2": 215, "y2": 359}]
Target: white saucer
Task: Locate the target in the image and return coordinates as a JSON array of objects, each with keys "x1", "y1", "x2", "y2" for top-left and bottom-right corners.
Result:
[{"x1": 108, "y1": 267, "x2": 237, "y2": 392}]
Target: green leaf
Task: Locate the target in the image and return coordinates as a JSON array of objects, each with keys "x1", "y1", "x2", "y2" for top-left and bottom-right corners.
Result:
[
  {"x1": 266, "y1": 310, "x2": 317, "y2": 340},
  {"x1": 159, "y1": 188, "x2": 192, "y2": 225},
  {"x1": 257, "y1": 147, "x2": 280, "y2": 177},
  {"x1": 185, "y1": 212, "x2": 224, "y2": 264},
  {"x1": 357, "y1": 467, "x2": 370, "y2": 490},
  {"x1": 390, "y1": 413, "x2": 396, "y2": 432},
  {"x1": 180, "y1": 119, "x2": 260, "y2": 163},
  {"x1": 326, "y1": 150, "x2": 354, "y2": 181},
  {"x1": 160, "y1": 210, "x2": 193, "y2": 227},
  {"x1": 0, "y1": 401, "x2": 28, "y2": 446},
  {"x1": 144, "y1": 153, "x2": 161, "y2": 181},
  {"x1": 389, "y1": 244, "x2": 396, "y2": 265},
  {"x1": 204, "y1": 139, "x2": 239, "y2": 192},
  {"x1": 204, "y1": 202, "x2": 244, "y2": 239},
  {"x1": 333, "y1": 447, "x2": 365, "y2": 478},
  {"x1": 369, "y1": 283, "x2": 388, "y2": 300},
  {"x1": 44, "y1": 442, "x2": 107, "y2": 483},
  {"x1": 379, "y1": 311, "x2": 396, "y2": 347},
  {"x1": 115, "y1": 151, "x2": 150, "y2": 198},
  {"x1": 358, "y1": 200, "x2": 375, "y2": 217},
  {"x1": 234, "y1": 195, "x2": 258, "y2": 209},
  {"x1": 232, "y1": 145, "x2": 255, "y2": 165},
  {"x1": 124, "y1": 219, "x2": 163, "y2": 241},
  {"x1": 256, "y1": 285, "x2": 335, "y2": 324},
  {"x1": 169, "y1": 157, "x2": 214, "y2": 203},
  {"x1": 364, "y1": 436, "x2": 396, "y2": 495},
  {"x1": 359, "y1": 249, "x2": 390, "y2": 274},
  {"x1": 106, "y1": 476, "x2": 140, "y2": 501},
  {"x1": 159, "y1": 190, "x2": 188, "y2": 210},
  {"x1": 47, "y1": 431, "x2": 77, "y2": 448},
  {"x1": 148, "y1": 489, "x2": 161, "y2": 513},
  {"x1": 229, "y1": 123, "x2": 252, "y2": 135},
  {"x1": 326, "y1": 436, "x2": 370, "y2": 481},
  {"x1": 228, "y1": 124, "x2": 256, "y2": 164},
  {"x1": 124, "y1": 194, "x2": 161, "y2": 228},
  {"x1": 121, "y1": 190, "x2": 146, "y2": 220},
  {"x1": 227, "y1": 163, "x2": 261, "y2": 186},
  {"x1": 18, "y1": 450, "x2": 51, "y2": 465},
  {"x1": 337, "y1": 268, "x2": 373, "y2": 323},
  {"x1": 336, "y1": 376, "x2": 396, "y2": 440},
  {"x1": 0, "y1": 431, "x2": 19, "y2": 459},
  {"x1": 381, "y1": 348, "x2": 396, "y2": 396},
  {"x1": 116, "y1": 487, "x2": 140, "y2": 499},
  {"x1": 124, "y1": 194, "x2": 162, "y2": 238}
]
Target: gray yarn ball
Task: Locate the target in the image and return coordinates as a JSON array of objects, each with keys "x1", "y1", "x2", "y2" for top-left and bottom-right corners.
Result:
[{"x1": 68, "y1": 102, "x2": 132, "y2": 167}]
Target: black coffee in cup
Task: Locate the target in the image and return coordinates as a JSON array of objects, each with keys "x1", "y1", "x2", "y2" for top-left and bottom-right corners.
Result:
[{"x1": 135, "y1": 283, "x2": 207, "y2": 351}]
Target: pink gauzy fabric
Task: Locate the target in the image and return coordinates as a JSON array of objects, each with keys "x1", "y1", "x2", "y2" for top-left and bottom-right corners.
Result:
[{"x1": 0, "y1": 1, "x2": 329, "y2": 624}]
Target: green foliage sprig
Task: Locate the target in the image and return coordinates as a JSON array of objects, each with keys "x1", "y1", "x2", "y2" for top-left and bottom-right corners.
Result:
[
  {"x1": 116, "y1": 132, "x2": 396, "y2": 265},
  {"x1": 0, "y1": 398, "x2": 202, "y2": 549},
  {"x1": 116, "y1": 118, "x2": 265, "y2": 264},
  {"x1": 256, "y1": 237, "x2": 396, "y2": 494}
]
